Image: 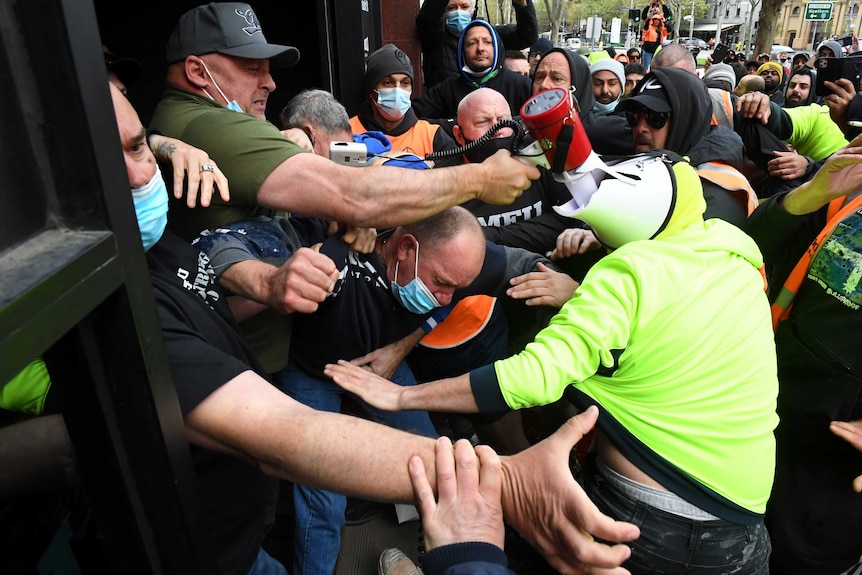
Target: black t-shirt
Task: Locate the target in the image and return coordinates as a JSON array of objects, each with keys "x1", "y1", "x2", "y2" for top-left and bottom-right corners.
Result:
[
  {"x1": 147, "y1": 232, "x2": 279, "y2": 575},
  {"x1": 288, "y1": 234, "x2": 537, "y2": 379}
]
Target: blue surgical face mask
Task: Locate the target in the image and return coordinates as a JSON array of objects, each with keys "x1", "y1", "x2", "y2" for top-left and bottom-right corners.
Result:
[
  {"x1": 131, "y1": 169, "x2": 169, "y2": 251},
  {"x1": 446, "y1": 10, "x2": 472, "y2": 35},
  {"x1": 374, "y1": 87, "x2": 412, "y2": 120},
  {"x1": 592, "y1": 98, "x2": 619, "y2": 113},
  {"x1": 390, "y1": 240, "x2": 441, "y2": 314},
  {"x1": 198, "y1": 58, "x2": 244, "y2": 113}
]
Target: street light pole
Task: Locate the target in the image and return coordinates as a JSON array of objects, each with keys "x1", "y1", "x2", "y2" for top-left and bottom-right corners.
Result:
[
  {"x1": 715, "y1": 0, "x2": 725, "y2": 44},
  {"x1": 740, "y1": 0, "x2": 752, "y2": 55},
  {"x1": 689, "y1": 0, "x2": 695, "y2": 40}
]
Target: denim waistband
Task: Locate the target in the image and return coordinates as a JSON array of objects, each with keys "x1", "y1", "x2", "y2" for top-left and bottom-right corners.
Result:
[{"x1": 597, "y1": 457, "x2": 720, "y2": 521}]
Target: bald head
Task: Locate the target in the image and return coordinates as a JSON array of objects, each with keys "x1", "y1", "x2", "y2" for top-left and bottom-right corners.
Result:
[
  {"x1": 735, "y1": 74, "x2": 765, "y2": 96},
  {"x1": 390, "y1": 206, "x2": 487, "y2": 306},
  {"x1": 454, "y1": 88, "x2": 514, "y2": 144}
]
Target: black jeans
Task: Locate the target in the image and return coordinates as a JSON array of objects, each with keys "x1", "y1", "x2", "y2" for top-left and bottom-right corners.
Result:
[{"x1": 583, "y1": 464, "x2": 772, "y2": 574}]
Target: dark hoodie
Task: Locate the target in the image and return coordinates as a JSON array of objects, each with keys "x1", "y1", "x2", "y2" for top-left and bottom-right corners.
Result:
[
  {"x1": 534, "y1": 48, "x2": 634, "y2": 155},
  {"x1": 412, "y1": 20, "x2": 531, "y2": 121},
  {"x1": 633, "y1": 67, "x2": 750, "y2": 226}
]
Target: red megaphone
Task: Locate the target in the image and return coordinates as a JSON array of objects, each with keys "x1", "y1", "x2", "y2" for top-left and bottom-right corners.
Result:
[{"x1": 519, "y1": 88, "x2": 593, "y2": 174}]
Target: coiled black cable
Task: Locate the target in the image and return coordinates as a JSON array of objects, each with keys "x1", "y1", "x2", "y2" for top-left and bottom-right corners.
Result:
[{"x1": 423, "y1": 118, "x2": 527, "y2": 163}]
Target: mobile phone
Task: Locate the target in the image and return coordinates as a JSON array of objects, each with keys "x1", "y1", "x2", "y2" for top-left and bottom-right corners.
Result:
[
  {"x1": 814, "y1": 57, "x2": 862, "y2": 97},
  {"x1": 711, "y1": 43, "x2": 729, "y2": 63},
  {"x1": 328, "y1": 141, "x2": 367, "y2": 167},
  {"x1": 840, "y1": 35, "x2": 855, "y2": 47}
]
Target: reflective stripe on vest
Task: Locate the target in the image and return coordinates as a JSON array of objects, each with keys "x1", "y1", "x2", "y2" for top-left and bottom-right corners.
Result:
[
  {"x1": 697, "y1": 161, "x2": 759, "y2": 216},
  {"x1": 771, "y1": 193, "x2": 862, "y2": 330},
  {"x1": 709, "y1": 89, "x2": 734, "y2": 128},
  {"x1": 420, "y1": 295, "x2": 497, "y2": 349}
]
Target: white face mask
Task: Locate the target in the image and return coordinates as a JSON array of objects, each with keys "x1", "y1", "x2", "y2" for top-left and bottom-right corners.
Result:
[{"x1": 198, "y1": 58, "x2": 244, "y2": 113}]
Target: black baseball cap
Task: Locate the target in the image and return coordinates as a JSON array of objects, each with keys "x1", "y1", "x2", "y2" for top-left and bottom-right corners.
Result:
[
  {"x1": 166, "y1": 2, "x2": 300, "y2": 67},
  {"x1": 617, "y1": 77, "x2": 671, "y2": 113}
]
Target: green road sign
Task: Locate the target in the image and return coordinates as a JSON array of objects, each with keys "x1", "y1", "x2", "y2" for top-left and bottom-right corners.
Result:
[{"x1": 805, "y1": 2, "x2": 833, "y2": 20}]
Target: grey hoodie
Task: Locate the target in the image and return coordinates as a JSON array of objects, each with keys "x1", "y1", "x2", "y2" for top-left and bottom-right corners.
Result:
[{"x1": 818, "y1": 39, "x2": 845, "y2": 58}]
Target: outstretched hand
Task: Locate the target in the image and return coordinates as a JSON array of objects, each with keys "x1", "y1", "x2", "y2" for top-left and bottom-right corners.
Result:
[
  {"x1": 324, "y1": 359, "x2": 403, "y2": 411},
  {"x1": 500, "y1": 406, "x2": 639, "y2": 575}
]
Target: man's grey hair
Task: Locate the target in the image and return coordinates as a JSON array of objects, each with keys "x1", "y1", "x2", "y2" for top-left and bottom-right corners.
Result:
[{"x1": 280, "y1": 89, "x2": 352, "y2": 134}]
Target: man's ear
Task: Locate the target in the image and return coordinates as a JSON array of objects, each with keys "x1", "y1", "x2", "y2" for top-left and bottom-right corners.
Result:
[
  {"x1": 396, "y1": 233, "x2": 417, "y2": 260},
  {"x1": 453, "y1": 124, "x2": 465, "y2": 146},
  {"x1": 185, "y1": 57, "x2": 209, "y2": 89}
]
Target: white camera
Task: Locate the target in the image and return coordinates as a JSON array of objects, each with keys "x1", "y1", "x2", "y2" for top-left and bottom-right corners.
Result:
[{"x1": 329, "y1": 141, "x2": 367, "y2": 167}]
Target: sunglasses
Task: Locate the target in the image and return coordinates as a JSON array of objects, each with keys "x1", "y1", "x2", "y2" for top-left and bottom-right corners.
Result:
[
  {"x1": 625, "y1": 108, "x2": 670, "y2": 129},
  {"x1": 630, "y1": 55, "x2": 641, "y2": 60}
]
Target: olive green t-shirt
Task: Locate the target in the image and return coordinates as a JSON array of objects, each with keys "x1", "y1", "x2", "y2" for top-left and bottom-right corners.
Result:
[{"x1": 150, "y1": 87, "x2": 306, "y2": 373}]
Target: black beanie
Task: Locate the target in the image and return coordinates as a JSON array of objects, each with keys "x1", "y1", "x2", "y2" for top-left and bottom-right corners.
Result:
[{"x1": 363, "y1": 44, "x2": 414, "y2": 94}]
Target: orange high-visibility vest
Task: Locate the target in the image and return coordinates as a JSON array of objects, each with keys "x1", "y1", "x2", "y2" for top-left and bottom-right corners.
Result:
[
  {"x1": 642, "y1": 21, "x2": 667, "y2": 43},
  {"x1": 349, "y1": 116, "x2": 440, "y2": 159},
  {"x1": 420, "y1": 295, "x2": 498, "y2": 349},
  {"x1": 770, "y1": 193, "x2": 862, "y2": 329}
]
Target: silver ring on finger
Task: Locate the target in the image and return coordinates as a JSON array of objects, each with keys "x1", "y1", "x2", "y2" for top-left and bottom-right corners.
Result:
[{"x1": 200, "y1": 163, "x2": 215, "y2": 173}]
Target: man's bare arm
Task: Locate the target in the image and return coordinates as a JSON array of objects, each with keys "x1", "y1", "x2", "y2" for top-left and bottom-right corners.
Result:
[
  {"x1": 257, "y1": 150, "x2": 540, "y2": 228},
  {"x1": 186, "y1": 375, "x2": 639, "y2": 573},
  {"x1": 185, "y1": 370, "x2": 438, "y2": 502}
]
